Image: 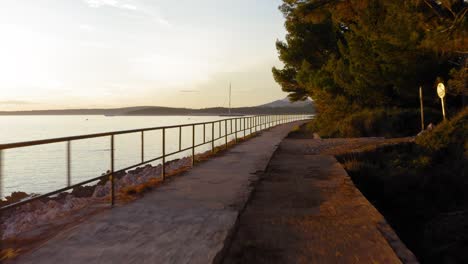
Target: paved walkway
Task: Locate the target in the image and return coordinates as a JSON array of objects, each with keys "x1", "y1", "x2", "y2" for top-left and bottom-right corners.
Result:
[
  {"x1": 223, "y1": 138, "x2": 418, "y2": 264},
  {"x1": 13, "y1": 121, "x2": 305, "y2": 264}
]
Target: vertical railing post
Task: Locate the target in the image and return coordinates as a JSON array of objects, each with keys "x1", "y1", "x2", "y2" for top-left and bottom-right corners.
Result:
[
  {"x1": 67, "y1": 141, "x2": 71, "y2": 187},
  {"x1": 251, "y1": 117, "x2": 254, "y2": 133},
  {"x1": 110, "y1": 135, "x2": 115, "y2": 207},
  {"x1": 162, "y1": 128, "x2": 166, "y2": 180},
  {"x1": 179, "y1": 126, "x2": 182, "y2": 151},
  {"x1": 192, "y1": 125, "x2": 196, "y2": 166},
  {"x1": 0, "y1": 149, "x2": 3, "y2": 200},
  {"x1": 225, "y1": 120, "x2": 228, "y2": 149},
  {"x1": 253, "y1": 116, "x2": 256, "y2": 133},
  {"x1": 203, "y1": 123, "x2": 206, "y2": 144},
  {"x1": 253, "y1": 116, "x2": 255, "y2": 132},
  {"x1": 243, "y1": 117, "x2": 246, "y2": 138},
  {"x1": 141, "y1": 131, "x2": 144, "y2": 163},
  {"x1": 235, "y1": 118, "x2": 238, "y2": 143},
  {"x1": 212, "y1": 122, "x2": 215, "y2": 153},
  {"x1": 251, "y1": 117, "x2": 253, "y2": 133}
]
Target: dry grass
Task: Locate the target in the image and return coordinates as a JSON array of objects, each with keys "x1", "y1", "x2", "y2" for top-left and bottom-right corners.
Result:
[
  {"x1": 342, "y1": 157, "x2": 361, "y2": 172},
  {"x1": 195, "y1": 133, "x2": 259, "y2": 162},
  {"x1": 0, "y1": 130, "x2": 263, "y2": 262},
  {"x1": 0, "y1": 248, "x2": 21, "y2": 261},
  {"x1": 117, "y1": 134, "x2": 260, "y2": 201},
  {"x1": 119, "y1": 178, "x2": 164, "y2": 202}
]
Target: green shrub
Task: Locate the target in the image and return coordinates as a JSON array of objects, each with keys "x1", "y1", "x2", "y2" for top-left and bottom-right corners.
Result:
[
  {"x1": 312, "y1": 107, "x2": 442, "y2": 138},
  {"x1": 337, "y1": 108, "x2": 468, "y2": 262},
  {"x1": 416, "y1": 107, "x2": 468, "y2": 153}
]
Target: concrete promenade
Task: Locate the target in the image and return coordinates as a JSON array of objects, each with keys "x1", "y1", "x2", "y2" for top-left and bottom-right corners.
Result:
[
  {"x1": 224, "y1": 137, "x2": 418, "y2": 263},
  {"x1": 13, "y1": 121, "x2": 305, "y2": 264}
]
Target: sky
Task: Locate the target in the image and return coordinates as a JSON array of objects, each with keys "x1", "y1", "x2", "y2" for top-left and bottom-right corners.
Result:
[{"x1": 0, "y1": 0, "x2": 288, "y2": 111}]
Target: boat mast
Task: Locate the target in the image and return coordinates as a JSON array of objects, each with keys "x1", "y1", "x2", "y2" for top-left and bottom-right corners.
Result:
[{"x1": 229, "y1": 82, "x2": 231, "y2": 115}]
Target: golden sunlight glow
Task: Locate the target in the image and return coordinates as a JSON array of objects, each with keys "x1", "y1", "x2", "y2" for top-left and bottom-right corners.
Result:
[{"x1": 0, "y1": 1, "x2": 286, "y2": 110}]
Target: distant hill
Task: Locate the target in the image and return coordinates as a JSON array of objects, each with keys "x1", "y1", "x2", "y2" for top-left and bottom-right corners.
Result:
[
  {"x1": 0, "y1": 98, "x2": 314, "y2": 116},
  {"x1": 0, "y1": 106, "x2": 152, "y2": 116},
  {"x1": 258, "y1": 98, "x2": 313, "y2": 108},
  {"x1": 124, "y1": 105, "x2": 314, "y2": 116}
]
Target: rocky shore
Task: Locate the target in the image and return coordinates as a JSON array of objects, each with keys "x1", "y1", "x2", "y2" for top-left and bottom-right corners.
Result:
[{"x1": 1, "y1": 156, "x2": 192, "y2": 241}]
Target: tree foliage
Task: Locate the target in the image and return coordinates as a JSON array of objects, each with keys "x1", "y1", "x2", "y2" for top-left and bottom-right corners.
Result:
[{"x1": 273, "y1": 0, "x2": 467, "y2": 136}]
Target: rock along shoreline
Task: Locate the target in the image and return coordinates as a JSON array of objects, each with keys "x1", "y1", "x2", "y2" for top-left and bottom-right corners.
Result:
[{"x1": 0, "y1": 156, "x2": 193, "y2": 240}]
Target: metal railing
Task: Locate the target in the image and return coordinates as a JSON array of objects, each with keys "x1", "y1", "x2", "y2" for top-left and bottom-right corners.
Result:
[{"x1": 0, "y1": 114, "x2": 311, "y2": 211}]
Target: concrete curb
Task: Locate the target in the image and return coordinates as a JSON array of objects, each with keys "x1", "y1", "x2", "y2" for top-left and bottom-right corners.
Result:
[{"x1": 213, "y1": 124, "x2": 304, "y2": 264}]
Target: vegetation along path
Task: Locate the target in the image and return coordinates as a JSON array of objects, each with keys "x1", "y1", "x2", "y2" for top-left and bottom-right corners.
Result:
[
  {"x1": 223, "y1": 135, "x2": 419, "y2": 263},
  {"x1": 10, "y1": 121, "x2": 306, "y2": 264}
]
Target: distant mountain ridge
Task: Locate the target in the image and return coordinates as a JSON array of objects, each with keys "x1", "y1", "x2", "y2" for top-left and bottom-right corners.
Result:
[
  {"x1": 0, "y1": 98, "x2": 314, "y2": 116},
  {"x1": 259, "y1": 98, "x2": 313, "y2": 108}
]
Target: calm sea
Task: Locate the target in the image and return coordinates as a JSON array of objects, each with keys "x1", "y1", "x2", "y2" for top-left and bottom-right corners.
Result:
[{"x1": 0, "y1": 115, "x2": 244, "y2": 198}]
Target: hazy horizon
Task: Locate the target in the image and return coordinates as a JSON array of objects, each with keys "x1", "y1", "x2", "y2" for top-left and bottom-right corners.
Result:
[
  {"x1": 0, "y1": 97, "x2": 308, "y2": 112},
  {"x1": 0, "y1": 0, "x2": 287, "y2": 111}
]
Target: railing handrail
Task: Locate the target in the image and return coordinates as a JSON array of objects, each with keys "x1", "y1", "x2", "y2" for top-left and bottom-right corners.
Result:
[
  {"x1": 0, "y1": 114, "x2": 307, "y2": 150},
  {"x1": 0, "y1": 114, "x2": 312, "y2": 211}
]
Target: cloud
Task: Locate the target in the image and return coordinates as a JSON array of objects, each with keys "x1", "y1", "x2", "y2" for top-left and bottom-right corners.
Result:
[
  {"x1": 157, "y1": 18, "x2": 171, "y2": 27},
  {"x1": 78, "y1": 24, "x2": 96, "y2": 32},
  {"x1": 82, "y1": 0, "x2": 172, "y2": 27},
  {"x1": 121, "y1": 4, "x2": 137, "y2": 10},
  {"x1": 179, "y1": 90, "x2": 200, "y2": 93},
  {"x1": 83, "y1": 0, "x2": 138, "y2": 10},
  {"x1": 79, "y1": 41, "x2": 108, "y2": 49},
  {"x1": 0, "y1": 100, "x2": 36, "y2": 105}
]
